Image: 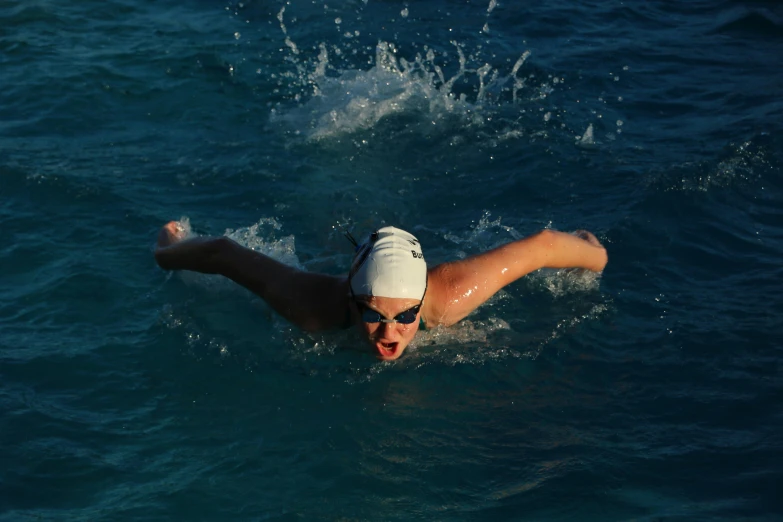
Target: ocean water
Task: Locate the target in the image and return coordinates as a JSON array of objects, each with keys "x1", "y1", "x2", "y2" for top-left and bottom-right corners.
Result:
[{"x1": 1, "y1": 0, "x2": 782, "y2": 520}]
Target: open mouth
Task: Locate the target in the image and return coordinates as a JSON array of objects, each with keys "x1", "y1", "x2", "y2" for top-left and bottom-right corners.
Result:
[{"x1": 375, "y1": 341, "x2": 399, "y2": 359}]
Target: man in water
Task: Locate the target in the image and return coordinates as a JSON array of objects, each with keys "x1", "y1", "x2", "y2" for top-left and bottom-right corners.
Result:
[{"x1": 155, "y1": 222, "x2": 607, "y2": 360}]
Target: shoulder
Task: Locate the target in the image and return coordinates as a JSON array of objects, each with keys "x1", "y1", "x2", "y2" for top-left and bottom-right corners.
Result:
[{"x1": 421, "y1": 263, "x2": 457, "y2": 327}]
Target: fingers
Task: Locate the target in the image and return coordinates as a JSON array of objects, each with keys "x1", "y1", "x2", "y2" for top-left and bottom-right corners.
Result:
[
  {"x1": 157, "y1": 221, "x2": 188, "y2": 248},
  {"x1": 573, "y1": 229, "x2": 601, "y2": 247},
  {"x1": 165, "y1": 220, "x2": 184, "y2": 237}
]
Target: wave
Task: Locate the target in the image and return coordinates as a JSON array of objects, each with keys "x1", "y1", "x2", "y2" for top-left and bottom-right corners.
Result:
[{"x1": 713, "y1": 9, "x2": 783, "y2": 38}]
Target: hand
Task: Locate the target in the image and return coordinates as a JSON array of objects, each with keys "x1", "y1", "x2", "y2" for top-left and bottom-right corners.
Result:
[
  {"x1": 560, "y1": 229, "x2": 607, "y2": 275},
  {"x1": 154, "y1": 218, "x2": 224, "y2": 272},
  {"x1": 573, "y1": 229, "x2": 602, "y2": 248},
  {"x1": 156, "y1": 219, "x2": 191, "y2": 250}
]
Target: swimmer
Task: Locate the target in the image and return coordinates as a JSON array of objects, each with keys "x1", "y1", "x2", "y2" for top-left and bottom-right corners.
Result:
[{"x1": 154, "y1": 222, "x2": 607, "y2": 360}]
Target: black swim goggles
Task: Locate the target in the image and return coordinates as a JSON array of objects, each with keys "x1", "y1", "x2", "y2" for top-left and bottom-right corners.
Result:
[
  {"x1": 349, "y1": 280, "x2": 426, "y2": 324},
  {"x1": 356, "y1": 302, "x2": 422, "y2": 324}
]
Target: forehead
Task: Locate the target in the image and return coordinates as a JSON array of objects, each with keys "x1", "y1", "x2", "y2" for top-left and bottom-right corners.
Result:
[{"x1": 356, "y1": 295, "x2": 421, "y2": 313}]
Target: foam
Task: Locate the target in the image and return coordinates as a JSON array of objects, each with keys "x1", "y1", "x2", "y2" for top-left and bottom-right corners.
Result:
[
  {"x1": 267, "y1": 6, "x2": 557, "y2": 142},
  {"x1": 176, "y1": 217, "x2": 302, "y2": 292}
]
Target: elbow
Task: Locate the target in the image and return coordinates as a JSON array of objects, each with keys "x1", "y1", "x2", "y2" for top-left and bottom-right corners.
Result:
[{"x1": 536, "y1": 228, "x2": 557, "y2": 244}]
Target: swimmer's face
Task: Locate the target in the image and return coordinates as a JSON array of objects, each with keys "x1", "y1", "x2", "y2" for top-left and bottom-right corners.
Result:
[{"x1": 353, "y1": 295, "x2": 422, "y2": 361}]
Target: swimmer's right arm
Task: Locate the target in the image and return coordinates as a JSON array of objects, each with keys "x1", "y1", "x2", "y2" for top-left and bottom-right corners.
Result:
[{"x1": 154, "y1": 221, "x2": 349, "y2": 332}]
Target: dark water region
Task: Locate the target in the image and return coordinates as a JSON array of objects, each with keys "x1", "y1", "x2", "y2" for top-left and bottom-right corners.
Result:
[{"x1": 1, "y1": 0, "x2": 782, "y2": 520}]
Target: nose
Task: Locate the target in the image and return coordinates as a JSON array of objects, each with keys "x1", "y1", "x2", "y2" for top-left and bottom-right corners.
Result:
[{"x1": 379, "y1": 321, "x2": 397, "y2": 338}]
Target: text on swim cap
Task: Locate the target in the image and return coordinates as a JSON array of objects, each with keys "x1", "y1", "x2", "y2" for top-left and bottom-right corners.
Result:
[{"x1": 411, "y1": 250, "x2": 423, "y2": 259}]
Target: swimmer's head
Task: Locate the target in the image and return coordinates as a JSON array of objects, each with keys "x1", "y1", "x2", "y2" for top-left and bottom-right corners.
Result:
[
  {"x1": 348, "y1": 226, "x2": 427, "y2": 300},
  {"x1": 348, "y1": 226, "x2": 427, "y2": 360}
]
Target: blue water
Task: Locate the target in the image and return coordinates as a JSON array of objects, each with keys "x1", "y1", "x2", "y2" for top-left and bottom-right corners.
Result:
[{"x1": 2, "y1": 0, "x2": 782, "y2": 520}]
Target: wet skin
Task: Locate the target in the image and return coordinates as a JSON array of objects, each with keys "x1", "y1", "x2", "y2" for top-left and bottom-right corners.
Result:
[
  {"x1": 155, "y1": 221, "x2": 608, "y2": 358},
  {"x1": 352, "y1": 295, "x2": 423, "y2": 361}
]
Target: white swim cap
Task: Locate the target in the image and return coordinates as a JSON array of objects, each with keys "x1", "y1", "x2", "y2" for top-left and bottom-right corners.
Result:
[{"x1": 349, "y1": 226, "x2": 427, "y2": 300}]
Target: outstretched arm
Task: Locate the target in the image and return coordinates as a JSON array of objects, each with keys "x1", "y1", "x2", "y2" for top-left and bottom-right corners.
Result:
[
  {"x1": 423, "y1": 229, "x2": 607, "y2": 327},
  {"x1": 154, "y1": 221, "x2": 349, "y2": 332}
]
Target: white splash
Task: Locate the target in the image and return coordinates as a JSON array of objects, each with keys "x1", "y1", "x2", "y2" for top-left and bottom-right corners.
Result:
[
  {"x1": 271, "y1": 29, "x2": 536, "y2": 141},
  {"x1": 576, "y1": 123, "x2": 595, "y2": 147},
  {"x1": 510, "y1": 50, "x2": 531, "y2": 103},
  {"x1": 223, "y1": 218, "x2": 302, "y2": 269},
  {"x1": 277, "y1": 7, "x2": 299, "y2": 56},
  {"x1": 533, "y1": 267, "x2": 602, "y2": 297},
  {"x1": 483, "y1": 0, "x2": 498, "y2": 33},
  {"x1": 413, "y1": 317, "x2": 511, "y2": 350},
  {"x1": 176, "y1": 217, "x2": 302, "y2": 291},
  {"x1": 444, "y1": 210, "x2": 524, "y2": 248}
]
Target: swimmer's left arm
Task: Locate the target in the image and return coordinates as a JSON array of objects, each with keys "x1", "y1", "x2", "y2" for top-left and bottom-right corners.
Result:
[{"x1": 424, "y1": 229, "x2": 607, "y2": 326}]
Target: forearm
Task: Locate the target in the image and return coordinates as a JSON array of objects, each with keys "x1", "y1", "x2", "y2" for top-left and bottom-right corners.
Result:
[
  {"x1": 154, "y1": 236, "x2": 227, "y2": 273},
  {"x1": 424, "y1": 229, "x2": 607, "y2": 326},
  {"x1": 529, "y1": 229, "x2": 608, "y2": 272},
  {"x1": 155, "y1": 235, "x2": 302, "y2": 313},
  {"x1": 449, "y1": 229, "x2": 607, "y2": 284},
  {"x1": 156, "y1": 235, "x2": 347, "y2": 331}
]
